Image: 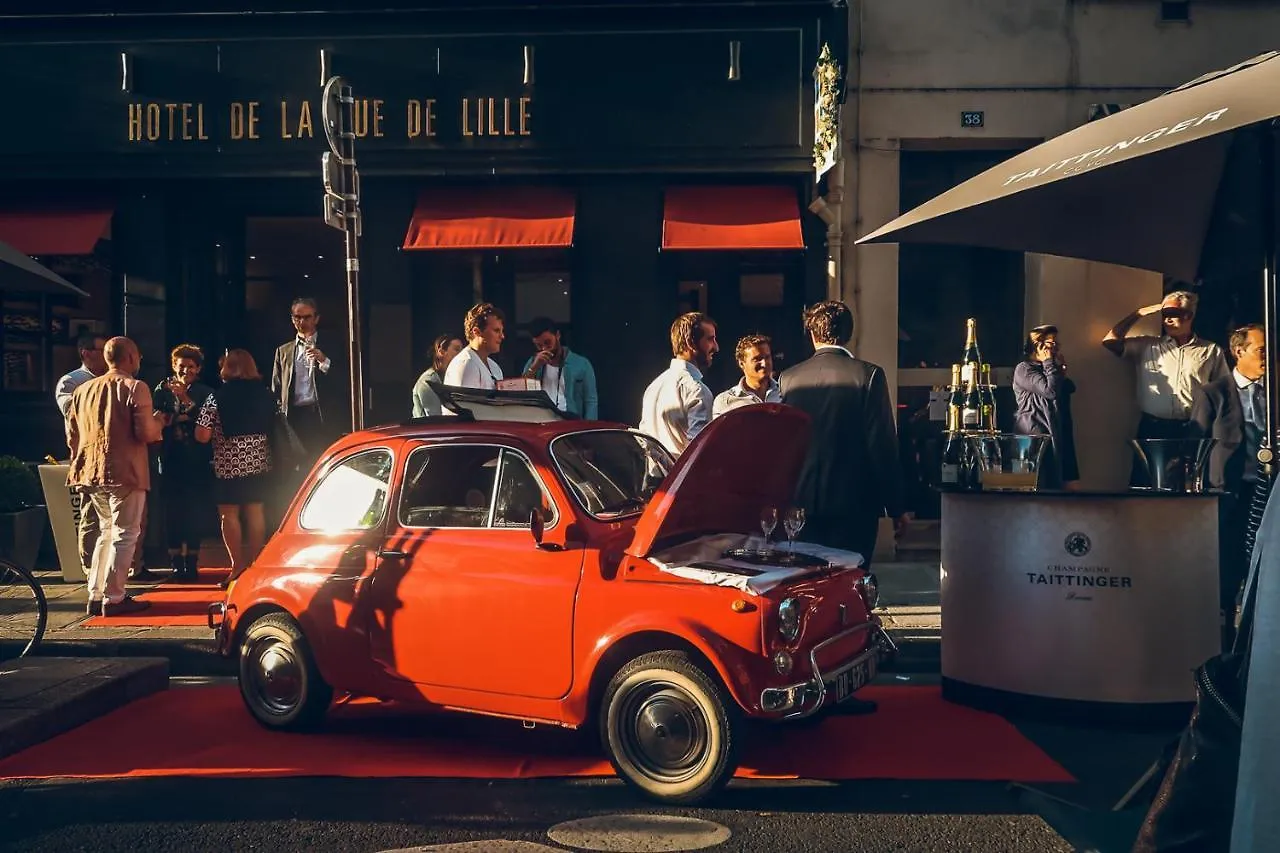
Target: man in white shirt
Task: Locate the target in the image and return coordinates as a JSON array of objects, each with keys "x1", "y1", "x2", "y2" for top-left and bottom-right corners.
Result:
[
  {"x1": 713, "y1": 333, "x2": 781, "y2": 418},
  {"x1": 55, "y1": 332, "x2": 107, "y2": 418},
  {"x1": 54, "y1": 331, "x2": 108, "y2": 583},
  {"x1": 1103, "y1": 290, "x2": 1230, "y2": 439},
  {"x1": 639, "y1": 312, "x2": 719, "y2": 455},
  {"x1": 445, "y1": 302, "x2": 506, "y2": 390}
]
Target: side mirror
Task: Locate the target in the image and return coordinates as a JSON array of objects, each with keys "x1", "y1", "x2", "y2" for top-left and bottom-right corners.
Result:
[{"x1": 530, "y1": 507, "x2": 545, "y2": 546}]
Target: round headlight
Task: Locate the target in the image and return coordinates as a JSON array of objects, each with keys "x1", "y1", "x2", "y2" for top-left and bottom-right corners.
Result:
[
  {"x1": 778, "y1": 597, "x2": 802, "y2": 641},
  {"x1": 856, "y1": 573, "x2": 879, "y2": 610},
  {"x1": 773, "y1": 650, "x2": 793, "y2": 675}
]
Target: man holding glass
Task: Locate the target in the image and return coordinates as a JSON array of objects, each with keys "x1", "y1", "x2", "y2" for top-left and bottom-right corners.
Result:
[{"x1": 271, "y1": 297, "x2": 338, "y2": 462}]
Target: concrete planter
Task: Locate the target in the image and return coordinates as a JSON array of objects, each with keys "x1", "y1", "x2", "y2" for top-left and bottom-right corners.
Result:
[{"x1": 0, "y1": 505, "x2": 49, "y2": 569}]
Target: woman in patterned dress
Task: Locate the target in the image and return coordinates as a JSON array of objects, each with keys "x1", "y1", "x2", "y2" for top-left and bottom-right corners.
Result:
[
  {"x1": 194, "y1": 349, "x2": 278, "y2": 585},
  {"x1": 153, "y1": 343, "x2": 214, "y2": 581}
]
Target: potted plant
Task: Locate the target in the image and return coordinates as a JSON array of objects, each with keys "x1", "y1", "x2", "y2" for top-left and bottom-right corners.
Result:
[{"x1": 0, "y1": 456, "x2": 47, "y2": 569}]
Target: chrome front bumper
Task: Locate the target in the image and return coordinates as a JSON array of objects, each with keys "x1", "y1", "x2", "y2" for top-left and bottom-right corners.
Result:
[
  {"x1": 207, "y1": 601, "x2": 225, "y2": 631},
  {"x1": 759, "y1": 623, "x2": 898, "y2": 719}
]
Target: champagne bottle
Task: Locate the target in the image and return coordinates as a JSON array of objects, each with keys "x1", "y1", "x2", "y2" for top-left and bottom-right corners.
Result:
[
  {"x1": 940, "y1": 430, "x2": 965, "y2": 488},
  {"x1": 962, "y1": 373, "x2": 982, "y2": 429},
  {"x1": 979, "y1": 363, "x2": 996, "y2": 431},
  {"x1": 946, "y1": 364, "x2": 964, "y2": 432},
  {"x1": 961, "y1": 318, "x2": 982, "y2": 386}
]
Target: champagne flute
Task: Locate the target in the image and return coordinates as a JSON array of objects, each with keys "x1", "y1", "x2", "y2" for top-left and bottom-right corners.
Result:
[
  {"x1": 783, "y1": 507, "x2": 806, "y2": 557},
  {"x1": 759, "y1": 507, "x2": 778, "y2": 553}
]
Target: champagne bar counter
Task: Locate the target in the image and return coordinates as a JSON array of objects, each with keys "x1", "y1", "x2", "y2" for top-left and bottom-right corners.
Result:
[{"x1": 939, "y1": 489, "x2": 1221, "y2": 715}]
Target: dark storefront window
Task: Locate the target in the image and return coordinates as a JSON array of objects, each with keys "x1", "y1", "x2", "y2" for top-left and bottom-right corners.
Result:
[
  {"x1": 898, "y1": 150, "x2": 1027, "y2": 369},
  {"x1": 245, "y1": 217, "x2": 347, "y2": 375},
  {"x1": 1, "y1": 257, "x2": 111, "y2": 395},
  {"x1": 123, "y1": 275, "x2": 167, "y2": 388},
  {"x1": 660, "y1": 252, "x2": 807, "y2": 394}
]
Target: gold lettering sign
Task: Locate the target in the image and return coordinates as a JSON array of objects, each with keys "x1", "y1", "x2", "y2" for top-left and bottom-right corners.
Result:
[
  {"x1": 406, "y1": 99, "x2": 438, "y2": 138},
  {"x1": 125, "y1": 97, "x2": 531, "y2": 142},
  {"x1": 127, "y1": 103, "x2": 208, "y2": 141}
]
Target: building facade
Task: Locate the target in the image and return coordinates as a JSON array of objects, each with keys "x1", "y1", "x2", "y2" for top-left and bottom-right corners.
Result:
[
  {"x1": 837, "y1": 0, "x2": 1280, "y2": 507},
  {"x1": 0, "y1": 0, "x2": 845, "y2": 461}
]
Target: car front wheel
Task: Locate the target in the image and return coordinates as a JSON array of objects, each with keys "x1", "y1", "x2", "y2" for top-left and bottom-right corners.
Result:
[
  {"x1": 238, "y1": 612, "x2": 333, "y2": 731},
  {"x1": 600, "y1": 650, "x2": 740, "y2": 804}
]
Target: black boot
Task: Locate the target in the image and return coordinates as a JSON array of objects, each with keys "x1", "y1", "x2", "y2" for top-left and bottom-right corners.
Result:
[
  {"x1": 169, "y1": 553, "x2": 184, "y2": 581},
  {"x1": 183, "y1": 552, "x2": 200, "y2": 582}
]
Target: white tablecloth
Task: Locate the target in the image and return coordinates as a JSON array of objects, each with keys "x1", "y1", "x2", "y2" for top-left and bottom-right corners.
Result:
[{"x1": 647, "y1": 532, "x2": 865, "y2": 596}]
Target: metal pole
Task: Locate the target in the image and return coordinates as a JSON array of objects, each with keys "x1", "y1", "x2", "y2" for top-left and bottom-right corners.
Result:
[
  {"x1": 1261, "y1": 122, "x2": 1277, "y2": 477},
  {"x1": 321, "y1": 76, "x2": 364, "y2": 433}
]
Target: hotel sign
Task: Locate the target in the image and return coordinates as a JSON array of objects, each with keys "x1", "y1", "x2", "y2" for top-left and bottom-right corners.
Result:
[{"x1": 125, "y1": 96, "x2": 533, "y2": 143}]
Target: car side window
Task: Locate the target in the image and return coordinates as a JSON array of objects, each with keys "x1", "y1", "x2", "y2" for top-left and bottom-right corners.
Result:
[
  {"x1": 492, "y1": 450, "x2": 555, "y2": 529},
  {"x1": 299, "y1": 449, "x2": 393, "y2": 531},
  {"x1": 399, "y1": 445, "x2": 502, "y2": 528}
]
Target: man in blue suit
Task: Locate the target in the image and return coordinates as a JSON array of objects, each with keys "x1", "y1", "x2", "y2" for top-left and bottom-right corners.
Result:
[{"x1": 1191, "y1": 323, "x2": 1265, "y2": 650}]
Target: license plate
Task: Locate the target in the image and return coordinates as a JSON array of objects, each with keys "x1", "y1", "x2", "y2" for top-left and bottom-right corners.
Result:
[{"x1": 830, "y1": 657, "x2": 874, "y2": 703}]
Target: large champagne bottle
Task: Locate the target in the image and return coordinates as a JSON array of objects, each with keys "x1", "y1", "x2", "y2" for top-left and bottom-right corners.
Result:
[{"x1": 960, "y1": 318, "x2": 982, "y2": 386}]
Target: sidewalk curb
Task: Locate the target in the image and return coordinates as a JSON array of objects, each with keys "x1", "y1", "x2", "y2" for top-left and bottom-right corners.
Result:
[{"x1": 0, "y1": 657, "x2": 169, "y2": 761}]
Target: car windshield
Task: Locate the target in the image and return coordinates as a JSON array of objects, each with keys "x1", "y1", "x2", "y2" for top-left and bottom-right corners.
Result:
[{"x1": 551, "y1": 430, "x2": 674, "y2": 518}]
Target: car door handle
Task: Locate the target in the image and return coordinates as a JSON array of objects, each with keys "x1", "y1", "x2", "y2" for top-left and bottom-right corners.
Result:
[{"x1": 377, "y1": 549, "x2": 408, "y2": 560}]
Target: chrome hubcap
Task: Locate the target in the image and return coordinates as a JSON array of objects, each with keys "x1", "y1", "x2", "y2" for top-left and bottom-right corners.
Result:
[
  {"x1": 619, "y1": 682, "x2": 710, "y2": 783},
  {"x1": 248, "y1": 638, "x2": 303, "y2": 715}
]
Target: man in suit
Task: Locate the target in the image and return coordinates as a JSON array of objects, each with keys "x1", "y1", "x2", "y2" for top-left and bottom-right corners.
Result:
[
  {"x1": 270, "y1": 297, "x2": 341, "y2": 463},
  {"x1": 780, "y1": 300, "x2": 910, "y2": 566},
  {"x1": 1191, "y1": 322, "x2": 1265, "y2": 650}
]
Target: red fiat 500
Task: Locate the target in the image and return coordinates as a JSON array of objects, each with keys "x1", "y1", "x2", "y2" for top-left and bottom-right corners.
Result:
[{"x1": 211, "y1": 392, "x2": 891, "y2": 804}]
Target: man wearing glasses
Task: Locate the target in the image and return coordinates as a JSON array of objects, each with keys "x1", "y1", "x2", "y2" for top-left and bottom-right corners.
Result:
[
  {"x1": 1104, "y1": 290, "x2": 1229, "y2": 443},
  {"x1": 271, "y1": 297, "x2": 337, "y2": 461}
]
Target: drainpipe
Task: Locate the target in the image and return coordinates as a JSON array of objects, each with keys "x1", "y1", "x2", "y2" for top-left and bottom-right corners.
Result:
[
  {"x1": 846, "y1": 0, "x2": 864, "y2": 354},
  {"x1": 808, "y1": 159, "x2": 843, "y2": 302}
]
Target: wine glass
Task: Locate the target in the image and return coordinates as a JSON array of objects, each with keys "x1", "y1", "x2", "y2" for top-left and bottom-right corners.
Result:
[
  {"x1": 783, "y1": 507, "x2": 806, "y2": 557},
  {"x1": 758, "y1": 507, "x2": 779, "y2": 553}
]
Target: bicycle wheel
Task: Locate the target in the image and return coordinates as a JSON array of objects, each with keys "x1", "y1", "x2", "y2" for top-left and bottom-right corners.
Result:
[{"x1": 0, "y1": 559, "x2": 47, "y2": 660}]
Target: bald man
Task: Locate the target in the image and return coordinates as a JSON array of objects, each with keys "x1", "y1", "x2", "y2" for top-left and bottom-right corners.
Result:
[{"x1": 66, "y1": 337, "x2": 164, "y2": 616}]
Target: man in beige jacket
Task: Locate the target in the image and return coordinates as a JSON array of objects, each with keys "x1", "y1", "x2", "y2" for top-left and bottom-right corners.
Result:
[{"x1": 67, "y1": 337, "x2": 164, "y2": 616}]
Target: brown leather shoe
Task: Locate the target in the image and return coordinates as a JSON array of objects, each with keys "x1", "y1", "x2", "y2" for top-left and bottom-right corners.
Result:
[{"x1": 103, "y1": 595, "x2": 151, "y2": 616}]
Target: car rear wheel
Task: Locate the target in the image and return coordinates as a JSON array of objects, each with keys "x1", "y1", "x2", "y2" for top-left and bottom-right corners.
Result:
[
  {"x1": 600, "y1": 650, "x2": 739, "y2": 804},
  {"x1": 238, "y1": 612, "x2": 333, "y2": 731}
]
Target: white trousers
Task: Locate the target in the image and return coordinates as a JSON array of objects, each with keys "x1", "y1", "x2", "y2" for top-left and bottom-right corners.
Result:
[{"x1": 85, "y1": 487, "x2": 146, "y2": 605}]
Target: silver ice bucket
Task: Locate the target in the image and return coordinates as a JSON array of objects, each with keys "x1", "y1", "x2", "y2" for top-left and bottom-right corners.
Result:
[
  {"x1": 965, "y1": 433, "x2": 1051, "y2": 491},
  {"x1": 1130, "y1": 438, "x2": 1217, "y2": 493}
]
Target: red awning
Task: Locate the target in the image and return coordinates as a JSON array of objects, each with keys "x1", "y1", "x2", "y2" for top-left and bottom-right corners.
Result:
[
  {"x1": 402, "y1": 187, "x2": 576, "y2": 250},
  {"x1": 0, "y1": 208, "x2": 113, "y2": 256},
  {"x1": 662, "y1": 186, "x2": 804, "y2": 250}
]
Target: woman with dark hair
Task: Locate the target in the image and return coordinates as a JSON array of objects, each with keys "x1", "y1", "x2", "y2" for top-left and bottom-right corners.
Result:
[
  {"x1": 153, "y1": 344, "x2": 214, "y2": 581},
  {"x1": 1013, "y1": 325, "x2": 1080, "y2": 490},
  {"x1": 194, "y1": 349, "x2": 278, "y2": 585},
  {"x1": 411, "y1": 333, "x2": 464, "y2": 417}
]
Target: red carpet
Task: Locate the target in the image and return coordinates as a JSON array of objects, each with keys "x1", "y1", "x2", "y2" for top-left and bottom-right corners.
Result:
[
  {"x1": 82, "y1": 569, "x2": 230, "y2": 627},
  {"x1": 0, "y1": 685, "x2": 1074, "y2": 783}
]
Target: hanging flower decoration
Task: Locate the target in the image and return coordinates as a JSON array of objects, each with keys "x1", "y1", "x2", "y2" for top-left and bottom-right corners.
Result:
[{"x1": 813, "y1": 42, "x2": 842, "y2": 178}]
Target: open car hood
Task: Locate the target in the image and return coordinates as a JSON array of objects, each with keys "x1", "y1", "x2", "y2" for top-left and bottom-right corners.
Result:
[
  {"x1": 428, "y1": 381, "x2": 567, "y2": 423},
  {"x1": 627, "y1": 403, "x2": 811, "y2": 559}
]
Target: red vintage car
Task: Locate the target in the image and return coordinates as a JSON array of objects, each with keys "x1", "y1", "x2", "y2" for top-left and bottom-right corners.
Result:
[{"x1": 211, "y1": 391, "x2": 891, "y2": 804}]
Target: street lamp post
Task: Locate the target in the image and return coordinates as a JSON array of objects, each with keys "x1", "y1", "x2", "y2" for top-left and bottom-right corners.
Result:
[{"x1": 321, "y1": 75, "x2": 365, "y2": 432}]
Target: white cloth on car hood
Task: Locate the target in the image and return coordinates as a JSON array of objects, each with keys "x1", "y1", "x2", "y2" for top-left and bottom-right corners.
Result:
[{"x1": 647, "y1": 532, "x2": 865, "y2": 596}]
